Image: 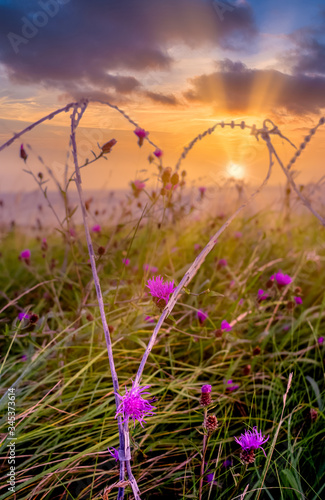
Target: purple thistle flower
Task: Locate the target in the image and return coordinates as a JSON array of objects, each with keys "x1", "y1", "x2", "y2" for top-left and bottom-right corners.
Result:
[
  {"x1": 197, "y1": 309, "x2": 208, "y2": 324},
  {"x1": 20, "y1": 249, "x2": 31, "y2": 260},
  {"x1": 221, "y1": 320, "x2": 232, "y2": 332},
  {"x1": 91, "y1": 224, "x2": 101, "y2": 233},
  {"x1": 294, "y1": 296, "x2": 303, "y2": 305},
  {"x1": 226, "y1": 379, "x2": 239, "y2": 392},
  {"x1": 234, "y1": 426, "x2": 269, "y2": 457},
  {"x1": 146, "y1": 275, "x2": 176, "y2": 308},
  {"x1": 115, "y1": 381, "x2": 156, "y2": 427},
  {"x1": 18, "y1": 312, "x2": 30, "y2": 321},
  {"x1": 108, "y1": 447, "x2": 119, "y2": 462},
  {"x1": 122, "y1": 257, "x2": 130, "y2": 266},
  {"x1": 258, "y1": 289, "x2": 269, "y2": 301},
  {"x1": 318, "y1": 337, "x2": 324, "y2": 345},
  {"x1": 275, "y1": 271, "x2": 292, "y2": 287},
  {"x1": 153, "y1": 148, "x2": 163, "y2": 158},
  {"x1": 217, "y1": 258, "x2": 227, "y2": 268},
  {"x1": 201, "y1": 384, "x2": 212, "y2": 393}
]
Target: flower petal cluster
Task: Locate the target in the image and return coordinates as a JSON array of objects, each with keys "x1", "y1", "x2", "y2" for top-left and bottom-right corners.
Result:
[
  {"x1": 221, "y1": 320, "x2": 232, "y2": 332},
  {"x1": 275, "y1": 271, "x2": 292, "y2": 287},
  {"x1": 134, "y1": 127, "x2": 149, "y2": 147},
  {"x1": 146, "y1": 275, "x2": 175, "y2": 307},
  {"x1": 234, "y1": 426, "x2": 269, "y2": 456},
  {"x1": 197, "y1": 309, "x2": 208, "y2": 324},
  {"x1": 115, "y1": 382, "x2": 156, "y2": 427}
]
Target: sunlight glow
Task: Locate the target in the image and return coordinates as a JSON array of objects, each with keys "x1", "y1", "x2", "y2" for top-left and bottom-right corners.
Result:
[{"x1": 226, "y1": 163, "x2": 246, "y2": 180}]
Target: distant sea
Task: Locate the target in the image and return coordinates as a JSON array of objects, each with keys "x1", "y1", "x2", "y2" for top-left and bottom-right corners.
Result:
[{"x1": 0, "y1": 184, "x2": 323, "y2": 232}]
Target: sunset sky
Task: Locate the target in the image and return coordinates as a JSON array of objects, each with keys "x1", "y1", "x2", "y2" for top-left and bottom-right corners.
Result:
[{"x1": 0, "y1": 0, "x2": 324, "y2": 192}]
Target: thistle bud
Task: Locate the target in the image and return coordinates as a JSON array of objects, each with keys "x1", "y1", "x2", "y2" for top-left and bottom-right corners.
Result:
[
  {"x1": 240, "y1": 448, "x2": 255, "y2": 465},
  {"x1": 170, "y1": 173, "x2": 179, "y2": 186},
  {"x1": 204, "y1": 414, "x2": 218, "y2": 433}
]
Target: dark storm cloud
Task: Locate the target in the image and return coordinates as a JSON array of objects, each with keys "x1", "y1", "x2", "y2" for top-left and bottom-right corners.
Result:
[
  {"x1": 144, "y1": 91, "x2": 179, "y2": 106},
  {"x1": 0, "y1": 0, "x2": 257, "y2": 99},
  {"x1": 184, "y1": 59, "x2": 325, "y2": 115}
]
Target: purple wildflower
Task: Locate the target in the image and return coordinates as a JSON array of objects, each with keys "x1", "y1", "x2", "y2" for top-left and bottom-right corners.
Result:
[
  {"x1": 294, "y1": 296, "x2": 303, "y2": 305},
  {"x1": 217, "y1": 258, "x2": 227, "y2": 268},
  {"x1": 258, "y1": 289, "x2": 269, "y2": 301},
  {"x1": 146, "y1": 275, "x2": 176, "y2": 308},
  {"x1": 21, "y1": 354, "x2": 27, "y2": 362},
  {"x1": 221, "y1": 320, "x2": 232, "y2": 332},
  {"x1": 226, "y1": 379, "x2": 239, "y2": 392},
  {"x1": 153, "y1": 148, "x2": 163, "y2": 158},
  {"x1": 143, "y1": 264, "x2": 158, "y2": 273},
  {"x1": 201, "y1": 384, "x2": 212, "y2": 393},
  {"x1": 197, "y1": 309, "x2": 208, "y2": 325},
  {"x1": 134, "y1": 127, "x2": 149, "y2": 147},
  {"x1": 318, "y1": 337, "x2": 324, "y2": 345},
  {"x1": 275, "y1": 272, "x2": 292, "y2": 287},
  {"x1": 122, "y1": 257, "x2": 130, "y2": 266},
  {"x1": 199, "y1": 186, "x2": 206, "y2": 197},
  {"x1": 144, "y1": 315, "x2": 155, "y2": 323},
  {"x1": 115, "y1": 381, "x2": 156, "y2": 427},
  {"x1": 223, "y1": 459, "x2": 233, "y2": 468},
  {"x1": 91, "y1": 224, "x2": 101, "y2": 233},
  {"x1": 234, "y1": 426, "x2": 269, "y2": 457},
  {"x1": 108, "y1": 447, "x2": 119, "y2": 462},
  {"x1": 20, "y1": 249, "x2": 31, "y2": 260},
  {"x1": 18, "y1": 312, "x2": 30, "y2": 321}
]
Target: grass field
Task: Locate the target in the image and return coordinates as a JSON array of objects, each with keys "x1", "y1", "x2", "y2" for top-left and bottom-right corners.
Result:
[{"x1": 0, "y1": 196, "x2": 324, "y2": 499}]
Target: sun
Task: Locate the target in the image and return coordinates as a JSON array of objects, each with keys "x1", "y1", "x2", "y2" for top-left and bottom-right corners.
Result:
[{"x1": 226, "y1": 163, "x2": 245, "y2": 180}]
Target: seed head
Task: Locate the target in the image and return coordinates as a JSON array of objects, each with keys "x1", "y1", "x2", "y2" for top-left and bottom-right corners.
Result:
[{"x1": 204, "y1": 414, "x2": 218, "y2": 433}]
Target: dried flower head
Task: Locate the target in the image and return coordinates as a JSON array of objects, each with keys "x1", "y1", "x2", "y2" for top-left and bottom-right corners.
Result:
[
  {"x1": 204, "y1": 414, "x2": 218, "y2": 433},
  {"x1": 20, "y1": 144, "x2": 28, "y2": 162},
  {"x1": 101, "y1": 138, "x2": 117, "y2": 154},
  {"x1": 146, "y1": 275, "x2": 176, "y2": 309},
  {"x1": 234, "y1": 426, "x2": 269, "y2": 464},
  {"x1": 115, "y1": 382, "x2": 156, "y2": 427}
]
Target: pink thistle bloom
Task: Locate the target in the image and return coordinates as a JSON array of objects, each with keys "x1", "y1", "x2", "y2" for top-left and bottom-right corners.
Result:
[
  {"x1": 146, "y1": 275, "x2": 176, "y2": 308},
  {"x1": 91, "y1": 224, "x2": 101, "y2": 233},
  {"x1": 18, "y1": 312, "x2": 30, "y2": 321},
  {"x1": 201, "y1": 384, "x2": 212, "y2": 393},
  {"x1": 133, "y1": 180, "x2": 145, "y2": 190},
  {"x1": 258, "y1": 289, "x2": 269, "y2": 301},
  {"x1": 226, "y1": 379, "x2": 239, "y2": 391},
  {"x1": 122, "y1": 258, "x2": 130, "y2": 266},
  {"x1": 221, "y1": 320, "x2": 232, "y2": 332},
  {"x1": 318, "y1": 337, "x2": 324, "y2": 344},
  {"x1": 234, "y1": 231, "x2": 242, "y2": 239},
  {"x1": 197, "y1": 309, "x2": 208, "y2": 324},
  {"x1": 143, "y1": 264, "x2": 158, "y2": 273},
  {"x1": 20, "y1": 249, "x2": 31, "y2": 260},
  {"x1": 294, "y1": 296, "x2": 303, "y2": 305},
  {"x1": 108, "y1": 447, "x2": 119, "y2": 462},
  {"x1": 217, "y1": 258, "x2": 227, "y2": 268},
  {"x1": 153, "y1": 148, "x2": 163, "y2": 158},
  {"x1": 234, "y1": 426, "x2": 269, "y2": 457},
  {"x1": 115, "y1": 381, "x2": 156, "y2": 427},
  {"x1": 199, "y1": 186, "x2": 206, "y2": 196},
  {"x1": 134, "y1": 127, "x2": 149, "y2": 147},
  {"x1": 275, "y1": 272, "x2": 292, "y2": 287}
]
